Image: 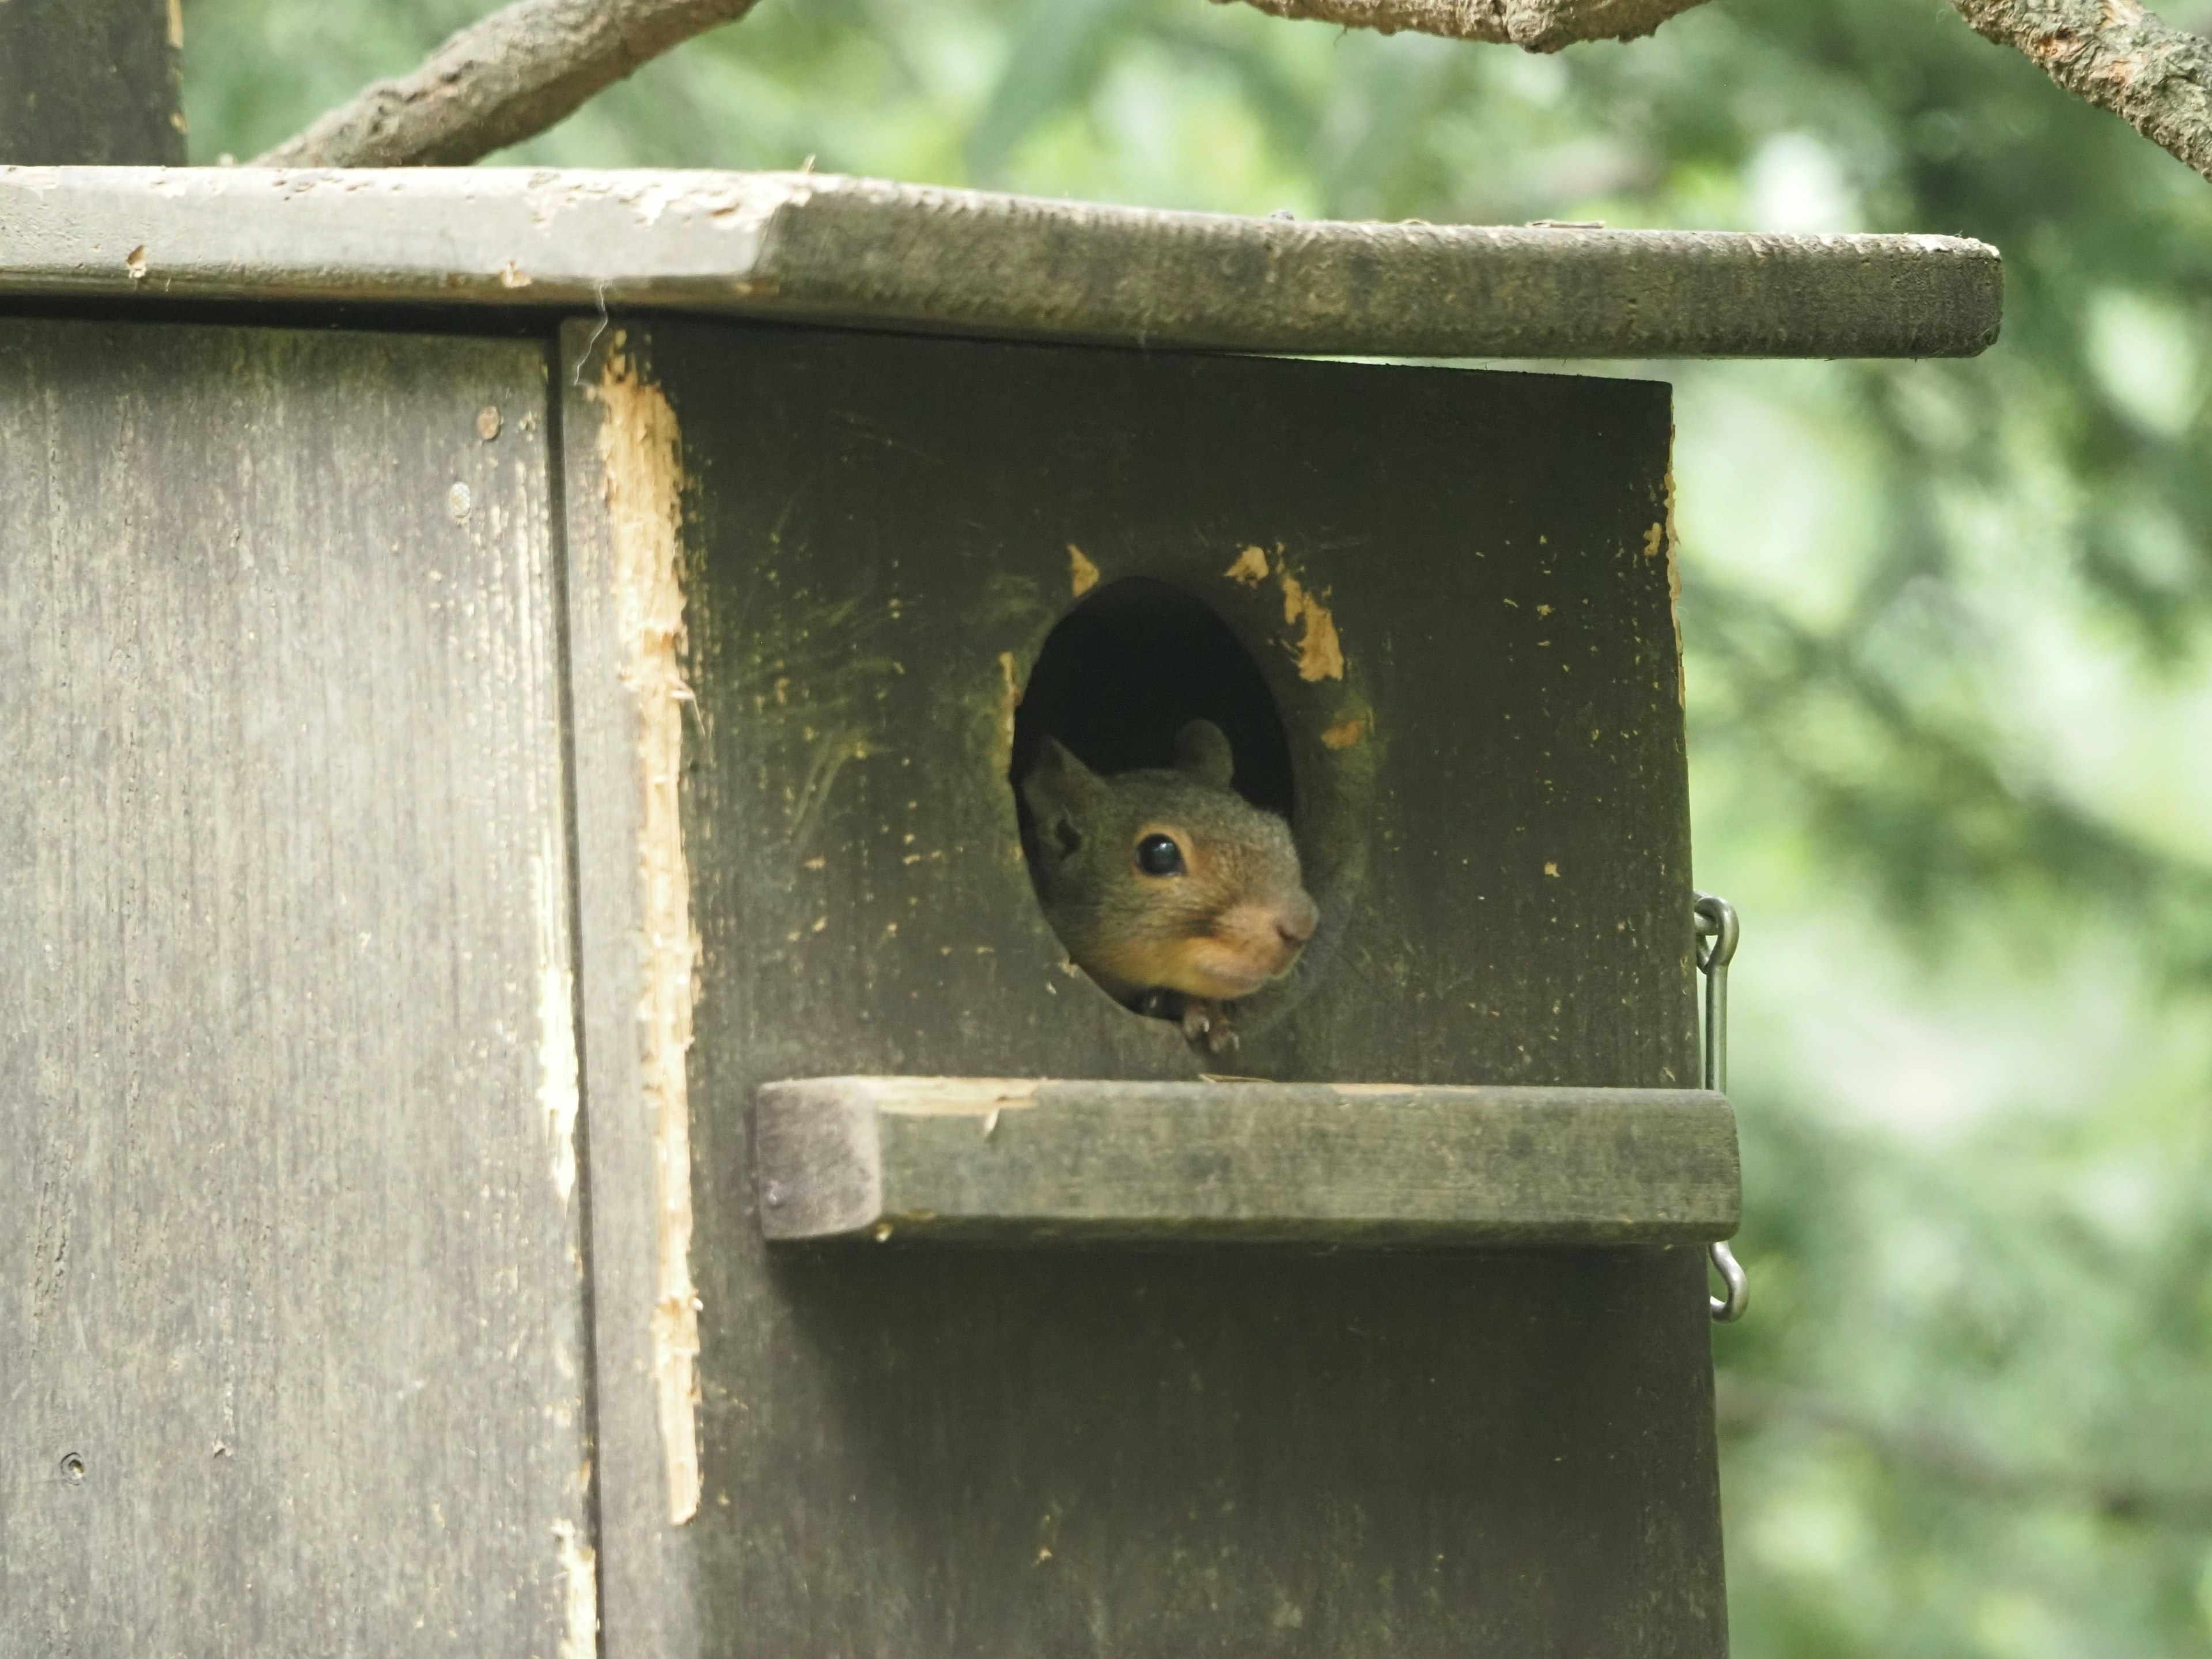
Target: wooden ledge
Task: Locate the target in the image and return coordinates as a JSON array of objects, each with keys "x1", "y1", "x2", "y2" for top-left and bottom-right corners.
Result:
[
  {"x1": 0, "y1": 166, "x2": 1999, "y2": 359},
  {"x1": 755, "y1": 1077, "x2": 1740, "y2": 1247}
]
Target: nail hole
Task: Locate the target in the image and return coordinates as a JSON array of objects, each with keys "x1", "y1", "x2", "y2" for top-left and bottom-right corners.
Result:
[{"x1": 59, "y1": 1452, "x2": 85, "y2": 1483}]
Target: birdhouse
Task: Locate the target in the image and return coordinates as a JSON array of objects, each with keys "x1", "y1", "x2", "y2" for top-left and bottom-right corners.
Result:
[{"x1": 0, "y1": 167, "x2": 2001, "y2": 1656}]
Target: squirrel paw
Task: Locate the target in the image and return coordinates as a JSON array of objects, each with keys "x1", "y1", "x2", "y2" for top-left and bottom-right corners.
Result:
[
  {"x1": 1132, "y1": 988, "x2": 1241, "y2": 1054},
  {"x1": 1179, "y1": 1001, "x2": 1240, "y2": 1055}
]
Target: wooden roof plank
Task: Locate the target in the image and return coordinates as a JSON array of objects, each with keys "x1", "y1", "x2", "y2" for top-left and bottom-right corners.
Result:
[{"x1": 0, "y1": 166, "x2": 2001, "y2": 358}]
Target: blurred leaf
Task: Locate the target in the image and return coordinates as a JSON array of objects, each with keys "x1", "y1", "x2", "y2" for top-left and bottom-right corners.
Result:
[{"x1": 966, "y1": 0, "x2": 1134, "y2": 183}]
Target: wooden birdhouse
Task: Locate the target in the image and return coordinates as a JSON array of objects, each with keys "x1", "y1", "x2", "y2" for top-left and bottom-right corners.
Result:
[{"x1": 0, "y1": 167, "x2": 2001, "y2": 1657}]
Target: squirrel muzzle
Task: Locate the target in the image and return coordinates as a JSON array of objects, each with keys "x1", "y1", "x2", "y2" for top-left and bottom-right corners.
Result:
[{"x1": 1165, "y1": 889, "x2": 1320, "y2": 1000}]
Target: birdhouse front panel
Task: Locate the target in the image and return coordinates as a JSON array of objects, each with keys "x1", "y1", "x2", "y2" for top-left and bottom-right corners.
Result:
[{"x1": 558, "y1": 317, "x2": 1722, "y2": 1657}]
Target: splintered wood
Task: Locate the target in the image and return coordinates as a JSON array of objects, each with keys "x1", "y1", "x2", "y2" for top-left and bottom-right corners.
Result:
[{"x1": 592, "y1": 345, "x2": 702, "y2": 1528}]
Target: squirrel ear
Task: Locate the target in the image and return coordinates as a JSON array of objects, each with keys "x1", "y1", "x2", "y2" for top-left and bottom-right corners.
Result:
[
  {"x1": 1022, "y1": 736, "x2": 1106, "y2": 824},
  {"x1": 1173, "y1": 720, "x2": 1236, "y2": 789}
]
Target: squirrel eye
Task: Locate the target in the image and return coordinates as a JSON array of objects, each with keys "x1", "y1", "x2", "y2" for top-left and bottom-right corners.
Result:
[{"x1": 1135, "y1": 834, "x2": 1185, "y2": 877}]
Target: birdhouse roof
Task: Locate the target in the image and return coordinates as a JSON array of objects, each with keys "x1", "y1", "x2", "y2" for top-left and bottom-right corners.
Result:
[{"x1": 0, "y1": 166, "x2": 1999, "y2": 359}]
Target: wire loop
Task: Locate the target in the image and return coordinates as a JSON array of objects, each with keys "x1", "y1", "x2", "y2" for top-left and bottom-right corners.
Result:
[{"x1": 1694, "y1": 892, "x2": 1748, "y2": 1323}]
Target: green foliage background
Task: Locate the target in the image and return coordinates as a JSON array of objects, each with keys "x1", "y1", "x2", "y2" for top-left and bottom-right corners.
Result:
[{"x1": 180, "y1": 1, "x2": 2212, "y2": 1649}]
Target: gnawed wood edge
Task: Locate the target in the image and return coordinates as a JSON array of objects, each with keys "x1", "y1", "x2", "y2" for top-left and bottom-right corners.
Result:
[{"x1": 590, "y1": 339, "x2": 702, "y2": 1528}]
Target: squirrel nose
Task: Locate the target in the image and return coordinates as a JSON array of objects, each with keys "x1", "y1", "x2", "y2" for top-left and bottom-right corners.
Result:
[{"x1": 1276, "y1": 896, "x2": 1319, "y2": 948}]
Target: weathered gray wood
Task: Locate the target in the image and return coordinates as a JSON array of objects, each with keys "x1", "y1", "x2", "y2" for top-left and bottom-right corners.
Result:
[
  {"x1": 561, "y1": 317, "x2": 1725, "y2": 1657},
  {"x1": 0, "y1": 165, "x2": 1999, "y2": 358},
  {"x1": 757, "y1": 1078, "x2": 1741, "y2": 1244},
  {"x1": 0, "y1": 1, "x2": 183, "y2": 165},
  {"x1": 0, "y1": 320, "x2": 594, "y2": 1654}
]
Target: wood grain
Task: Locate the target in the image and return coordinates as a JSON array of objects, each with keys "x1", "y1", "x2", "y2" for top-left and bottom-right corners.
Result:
[
  {"x1": 757, "y1": 1078, "x2": 1742, "y2": 1245},
  {"x1": 0, "y1": 319, "x2": 593, "y2": 1656}
]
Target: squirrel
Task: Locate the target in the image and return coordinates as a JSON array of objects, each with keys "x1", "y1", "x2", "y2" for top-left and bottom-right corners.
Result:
[{"x1": 1021, "y1": 719, "x2": 1319, "y2": 1052}]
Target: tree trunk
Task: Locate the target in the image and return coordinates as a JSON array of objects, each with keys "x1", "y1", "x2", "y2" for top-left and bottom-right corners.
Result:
[{"x1": 0, "y1": 0, "x2": 184, "y2": 165}]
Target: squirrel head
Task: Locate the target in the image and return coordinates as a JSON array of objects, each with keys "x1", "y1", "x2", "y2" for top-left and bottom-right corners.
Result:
[{"x1": 1022, "y1": 719, "x2": 1320, "y2": 1005}]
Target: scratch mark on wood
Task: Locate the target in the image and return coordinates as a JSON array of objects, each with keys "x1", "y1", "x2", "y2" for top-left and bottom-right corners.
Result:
[
  {"x1": 28, "y1": 1143, "x2": 75, "y2": 1353},
  {"x1": 1066, "y1": 544, "x2": 1100, "y2": 596},
  {"x1": 1224, "y1": 544, "x2": 1270, "y2": 586},
  {"x1": 995, "y1": 647, "x2": 1022, "y2": 770},
  {"x1": 789, "y1": 729, "x2": 869, "y2": 864},
  {"x1": 1278, "y1": 571, "x2": 1346, "y2": 682},
  {"x1": 1321, "y1": 709, "x2": 1372, "y2": 750},
  {"x1": 869, "y1": 1077, "x2": 1043, "y2": 1116},
  {"x1": 535, "y1": 828, "x2": 581, "y2": 1205},
  {"x1": 590, "y1": 344, "x2": 702, "y2": 1527},
  {"x1": 553, "y1": 1520, "x2": 599, "y2": 1659}
]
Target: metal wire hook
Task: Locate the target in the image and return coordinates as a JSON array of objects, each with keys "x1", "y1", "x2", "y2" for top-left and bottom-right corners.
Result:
[
  {"x1": 1694, "y1": 892, "x2": 1748, "y2": 1323},
  {"x1": 1692, "y1": 892, "x2": 1738, "y2": 1095},
  {"x1": 1707, "y1": 1238, "x2": 1747, "y2": 1323}
]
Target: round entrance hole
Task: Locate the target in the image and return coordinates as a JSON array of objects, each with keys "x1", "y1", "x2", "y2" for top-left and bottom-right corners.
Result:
[{"x1": 1011, "y1": 578, "x2": 1308, "y2": 1028}]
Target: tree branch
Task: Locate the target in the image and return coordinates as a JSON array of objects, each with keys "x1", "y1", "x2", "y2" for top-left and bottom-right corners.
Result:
[
  {"x1": 1946, "y1": 0, "x2": 2212, "y2": 184},
  {"x1": 1206, "y1": 0, "x2": 1707, "y2": 51},
  {"x1": 1206, "y1": 0, "x2": 2212, "y2": 193},
  {"x1": 1717, "y1": 1374, "x2": 2212, "y2": 1529},
  {"x1": 251, "y1": 0, "x2": 2212, "y2": 200},
  {"x1": 254, "y1": 0, "x2": 764, "y2": 167}
]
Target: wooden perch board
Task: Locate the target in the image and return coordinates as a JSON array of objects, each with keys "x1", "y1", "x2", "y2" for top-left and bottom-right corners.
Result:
[{"x1": 756, "y1": 1078, "x2": 1741, "y2": 1245}]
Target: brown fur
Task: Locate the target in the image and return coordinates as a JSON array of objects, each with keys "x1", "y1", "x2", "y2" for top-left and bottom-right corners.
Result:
[{"x1": 1023, "y1": 720, "x2": 1318, "y2": 1050}]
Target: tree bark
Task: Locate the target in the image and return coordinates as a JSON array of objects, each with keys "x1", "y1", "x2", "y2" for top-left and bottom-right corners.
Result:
[
  {"x1": 1207, "y1": 0, "x2": 1707, "y2": 51},
  {"x1": 1946, "y1": 0, "x2": 2212, "y2": 184},
  {"x1": 1213, "y1": 0, "x2": 2212, "y2": 183},
  {"x1": 0, "y1": 0, "x2": 184, "y2": 164},
  {"x1": 255, "y1": 0, "x2": 764, "y2": 168}
]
